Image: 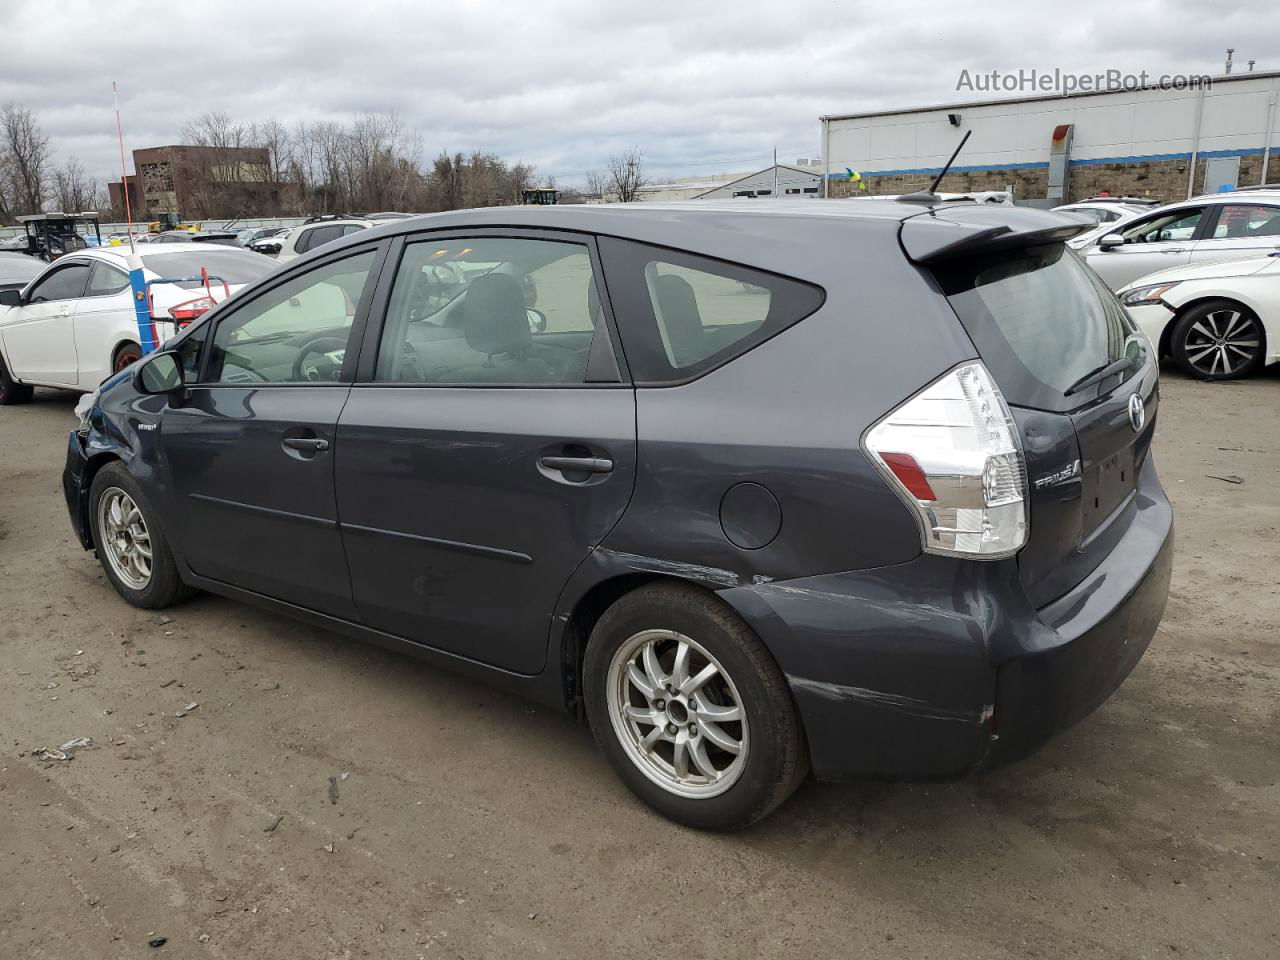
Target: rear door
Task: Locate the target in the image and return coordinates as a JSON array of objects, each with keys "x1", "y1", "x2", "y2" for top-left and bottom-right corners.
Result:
[
  {"x1": 1084, "y1": 205, "x2": 1205, "y2": 290},
  {"x1": 157, "y1": 244, "x2": 387, "y2": 618},
  {"x1": 933, "y1": 243, "x2": 1156, "y2": 608},
  {"x1": 1187, "y1": 202, "x2": 1280, "y2": 266},
  {"x1": 334, "y1": 231, "x2": 636, "y2": 674},
  {"x1": 0, "y1": 258, "x2": 89, "y2": 384}
]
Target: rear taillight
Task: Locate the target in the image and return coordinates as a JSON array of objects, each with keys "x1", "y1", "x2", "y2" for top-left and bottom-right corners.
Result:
[{"x1": 864, "y1": 361, "x2": 1027, "y2": 559}]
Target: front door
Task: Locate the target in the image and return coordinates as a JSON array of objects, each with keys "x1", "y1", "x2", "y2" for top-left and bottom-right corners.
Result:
[
  {"x1": 73, "y1": 260, "x2": 135, "y2": 387},
  {"x1": 157, "y1": 246, "x2": 384, "y2": 618},
  {"x1": 0, "y1": 259, "x2": 89, "y2": 385},
  {"x1": 335, "y1": 233, "x2": 636, "y2": 674},
  {"x1": 1085, "y1": 206, "x2": 1205, "y2": 291}
]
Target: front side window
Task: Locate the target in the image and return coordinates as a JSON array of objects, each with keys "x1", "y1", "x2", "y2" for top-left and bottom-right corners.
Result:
[
  {"x1": 86, "y1": 261, "x2": 130, "y2": 297},
  {"x1": 375, "y1": 236, "x2": 619, "y2": 385},
  {"x1": 27, "y1": 262, "x2": 90, "y2": 303},
  {"x1": 597, "y1": 238, "x2": 824, "y2": 384},
  {"x1": 1120, "y1": 208, "x2": 1203, "y2": 244},
  {"x1": 204, "y1": 249, "x2": 376, "y2": 384},
  {"x1": 935, "y1": 243, "x2": 1147, "y2": 412},
  {"x1": 1208, "y1": 204, "x2": 1280, "y2": 239}
]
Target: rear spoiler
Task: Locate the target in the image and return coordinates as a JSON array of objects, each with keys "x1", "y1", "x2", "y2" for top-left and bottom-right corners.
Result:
[{"x1": 899, "y1": 205, "x2": 1093, "y2": 263}]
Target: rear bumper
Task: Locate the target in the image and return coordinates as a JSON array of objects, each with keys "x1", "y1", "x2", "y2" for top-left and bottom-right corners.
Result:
[
  {"x1": 719, "y1": 458, "x2": 1173, "y2": 781},
  {"x1": 62, "y1": 430, "x2": 94, "y2": 550}
]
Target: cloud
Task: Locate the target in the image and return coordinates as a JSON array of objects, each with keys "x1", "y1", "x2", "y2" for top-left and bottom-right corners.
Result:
[{"x1": 0, "y1": 0, "x2": 1275, "y2": 188}]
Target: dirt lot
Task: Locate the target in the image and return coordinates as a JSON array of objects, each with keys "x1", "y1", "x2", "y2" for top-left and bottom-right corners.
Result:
[{"x1": 1, "y1": 368, "x2": 1277, "y2": 960}]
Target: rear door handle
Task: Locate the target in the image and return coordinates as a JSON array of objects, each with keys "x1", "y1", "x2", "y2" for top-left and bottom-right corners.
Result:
[
  {"x1": 283, "y1": 437, "x2": 329, "y2": 451},
  {"x1": 538, "y1": 455, "x2": 613, "y2": 474}
]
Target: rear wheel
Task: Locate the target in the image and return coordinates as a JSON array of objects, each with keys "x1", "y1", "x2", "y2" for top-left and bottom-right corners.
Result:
[
  {"x1": 0, "y1": 354, "x2": 33, "y2": 405},
  {"x1": 112, "y1": 341, "x2": 142, "y2": 373},
  {"x1": 1171, "y1": 300, "x2": 1265, "y2": 380},
  {"x1": 583, "y1": 582, "x2": 807, "y2": 830},
  {"x1": 89, "y1": 462, "x2": 192, "y2": 608}
]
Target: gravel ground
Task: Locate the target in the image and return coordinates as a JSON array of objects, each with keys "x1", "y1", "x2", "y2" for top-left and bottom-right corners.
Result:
[{"x1": 1, "y1": 367, "x2": 1277, "y2": 959}]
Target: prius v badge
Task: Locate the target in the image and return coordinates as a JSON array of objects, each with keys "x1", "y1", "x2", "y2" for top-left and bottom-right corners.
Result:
[{"x1": 1034, "y1": 459, "x2": 1081, "y2": 490}]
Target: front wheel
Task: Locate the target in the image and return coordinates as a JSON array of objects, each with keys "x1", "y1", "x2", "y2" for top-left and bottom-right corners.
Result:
[
  {"x1": 89, "y1": 462, "x2": 192, "y2": 608},
  {"x1": 0, "y1": 354, "x2": 33, "y2": 405},
  {"x1": 584, "y1": 582, "x2": 807, "y2": 830},
  {"x1": 1170, "y1": 300, "x2": 1265, "y2": 380}
]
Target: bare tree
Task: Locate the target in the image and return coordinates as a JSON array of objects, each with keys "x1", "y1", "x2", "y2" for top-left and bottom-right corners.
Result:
[
  {"x1": 1, "y1": 103, "x2": 51, "y2": 214},
  {"x1": 52, "y1": 158, "x2": 98, "y2": 213},
  {"x1": 605, "y1": 147, "x2": 647, "y2": 202}
]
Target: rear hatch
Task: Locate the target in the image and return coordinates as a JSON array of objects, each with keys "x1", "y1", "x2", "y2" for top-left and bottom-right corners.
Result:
[{"x1": 926, "y1": 240, "x2": 1157, "y2": 608}]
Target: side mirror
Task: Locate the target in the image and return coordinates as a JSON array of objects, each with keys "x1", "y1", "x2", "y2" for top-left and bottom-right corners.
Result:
[
  {"x1": 1098, "y1": 233, "x2": 1124, "y2": 250},
  {"x1": 135, "y1": 351, "x2": 183, "y2": 394},
  {"x1": 527, "y1": 308, "x2": 547, "y2": 334},
  {"x1": 0, "y1": 288, "x2": 21, "y2": 307}
]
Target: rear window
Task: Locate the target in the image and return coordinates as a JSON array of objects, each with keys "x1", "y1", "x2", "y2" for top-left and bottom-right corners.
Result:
[
  {"x1": 141, "y1": 249, "x2": 274, "y2": 290},
  {"x1": 933, "y1": 244, "x2": 1147, "y2": 412},
  {"x1": 597, "y1": 238, "x2": 824, "y2": 384}
]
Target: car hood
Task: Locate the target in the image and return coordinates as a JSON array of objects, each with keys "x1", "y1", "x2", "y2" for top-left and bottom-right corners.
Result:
[{"x1": 1117, "y1": 254, "x2": 1280, "y2": 291}]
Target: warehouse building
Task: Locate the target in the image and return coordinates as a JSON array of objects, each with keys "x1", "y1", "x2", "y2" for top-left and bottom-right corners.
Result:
[
  {"x1": 108, "y1": 144, "x2": 288, "y2": 220},
  {"x1": 637, "y1": 162, "x2": 823, "y2": 201},
  {"x1": 820, "y1": 69, "x2": 1279, "y2": 204}
]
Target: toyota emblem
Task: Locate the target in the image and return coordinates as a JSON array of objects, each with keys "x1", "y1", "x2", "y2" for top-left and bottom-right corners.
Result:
[{"x1": 1128, "y1": 393, "x2": 1145, "y2": 433}]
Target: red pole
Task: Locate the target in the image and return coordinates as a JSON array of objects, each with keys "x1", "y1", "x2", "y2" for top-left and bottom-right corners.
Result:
[{"x1": 112, "y1": 82, "x2": 136, "y2": 252}]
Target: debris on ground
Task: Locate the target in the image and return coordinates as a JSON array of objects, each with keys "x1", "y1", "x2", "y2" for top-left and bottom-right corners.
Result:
[
  {"x1": 1206, "y1": 474, "x2": 1244, "y2": 484},
  {"x1": 198, "y1": 933, "x2": 209, "y2": 943},
  {"x1": 34, "y1": 736, "x2": 93, "y2": 761},
  {"x1": 159, "y1": 679, "x2": 176, "y2": 688},
  {"x1": 323, "y1": 842, "x2": 335, "y2": 854},
  {"x1": 175, "y1": 703, "x2": 198, "y2": 717},
  {"x1": 147, "y1": 935, "x2": 167, "y2": 948},
  {"x1": 264, "y1": 814, "x2": 284, "y2": 833},
  {"x1": 328, "y1": 776, "x2": 340, "y2": 804},
  {"x1": 158, "y1": 615, "x2": 174, "y2": 626}
]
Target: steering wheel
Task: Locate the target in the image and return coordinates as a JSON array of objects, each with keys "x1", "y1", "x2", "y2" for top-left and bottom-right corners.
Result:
[{"x1": 292, "y1": 336, "x2": 348, "y2": 382}]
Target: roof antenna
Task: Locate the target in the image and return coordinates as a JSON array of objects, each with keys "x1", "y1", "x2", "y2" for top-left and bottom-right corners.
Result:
[{"x1": 898, "y1": 129, "x2": 972, "y2": 204}]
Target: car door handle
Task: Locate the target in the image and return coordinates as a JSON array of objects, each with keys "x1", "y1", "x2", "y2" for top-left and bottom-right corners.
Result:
[
  {"x1": 283, "y1": 437, "x2": 329, "y2": 451},
  {"x1": 538, "y1": 455, "x2": 613, "y2": 474},
  {"x1": 1161, "y1": 249, "x2": 1187, "y2": 254}
]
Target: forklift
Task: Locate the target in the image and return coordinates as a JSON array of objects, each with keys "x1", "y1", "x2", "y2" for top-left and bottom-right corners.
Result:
[{"x1": 13, "y1": 212, "x2": 104, "y2": 262}]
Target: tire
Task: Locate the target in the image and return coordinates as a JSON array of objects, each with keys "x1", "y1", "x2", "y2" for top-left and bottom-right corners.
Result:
[
  {"x1": 1170, "y1": 300, "x2": 1265, "y2": 381},
  {"x1": 583, "y1": 582, "x2": 808, "y2": 830},
  {"x1": 112, "y1": 341, "x2": 142, "y2": 373},
  {"x1": 89, "y1": 462, "x2": 193, "y2": 608},
  {"x1": 0, "y1": 353, "x2": 33, "y2": 405}
]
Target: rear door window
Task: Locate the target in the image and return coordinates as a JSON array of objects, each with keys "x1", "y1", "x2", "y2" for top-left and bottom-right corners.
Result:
[
  {"x1": 597, "y1": 238, "x2": 824, "y2": 383},
  {"x1": 86, "y1": 261, "x2": 130, "y2": 296},
  {"x1": 933, "y1": 243, "x2": 1147, "y2": 412}
]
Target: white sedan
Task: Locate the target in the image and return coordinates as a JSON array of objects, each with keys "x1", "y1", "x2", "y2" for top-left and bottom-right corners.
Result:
[
  {"x1": 0, "y1": 245, "x2": 274, "y2": 404},
  {"x1": 1118, "y1": 253, "x2": 1280, "y2": 380}
]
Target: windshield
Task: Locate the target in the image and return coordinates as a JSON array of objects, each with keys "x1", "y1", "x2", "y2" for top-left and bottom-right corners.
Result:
[
  {"x1": 142, "y1": 249, "x2": 274, "y2": 289},
  {"x1": 933, "y1": 243, "x2": 1147, "y2": 412}
]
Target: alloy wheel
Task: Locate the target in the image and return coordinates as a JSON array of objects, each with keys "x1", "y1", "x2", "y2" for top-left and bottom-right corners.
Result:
[
  {"x1": 97, "y1": 487, "x2": 152, "y2": 590},
  {"x1": 606, "y1": 629, "x2": 749, "y2": 799},
  {"x1": 1182, "y1": 308, "x2": 1261, "y2": 377}
]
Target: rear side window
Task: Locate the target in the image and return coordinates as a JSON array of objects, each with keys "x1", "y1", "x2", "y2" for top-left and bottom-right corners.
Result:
[
  {"x1": 933, "y1": 244, "x2": 1147, "y2": 412},
  {"x1": 598, "y1": 238, "x2": 824, "y2": 384}
]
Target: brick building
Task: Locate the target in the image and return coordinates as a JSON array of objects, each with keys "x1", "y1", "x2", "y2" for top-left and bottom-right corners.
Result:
[
  {"x1": 108, "y1": 144, "x2": 288, "y2": 221},
  {"x1": 820, "y1": 69, "x2": 1279, "y2": 204}
]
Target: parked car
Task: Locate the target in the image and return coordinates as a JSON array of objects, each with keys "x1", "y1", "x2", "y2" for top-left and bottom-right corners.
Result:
[
  {"x1": 153, "y1": 230, "x2": 243, "y2": 247},
  {"x1": 0, "y1": 251, "x2": 44, "y2": 295},
  {"x1": 63, "y1": 201, "x2": 1171, "y2": 829},
  {"x1": 272, "y1": 218, "x2": 373, "y2": 263},
  {"x1": 236, "y1": 226, "x2": 289, "y2": 247},
  {"x1": 1053, "y1": 199, "x2": 1152, "y2": 225},
  {"x1": 0, "y1": 245, "x2": 274, "y2": 402},
  {"x1": 1118, "y1": 252, "x2": 1280, "y2": 380},
  {"x1": 1079, "y1": 190, "x2": 1280, "y2": 290}
]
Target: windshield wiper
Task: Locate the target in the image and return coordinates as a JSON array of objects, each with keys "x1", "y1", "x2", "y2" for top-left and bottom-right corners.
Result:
[{"x1": 1063, "y1": 357, "x2": 1133, "y2": 397}]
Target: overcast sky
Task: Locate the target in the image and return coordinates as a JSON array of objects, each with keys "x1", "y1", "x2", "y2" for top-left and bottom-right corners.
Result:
[{"x1": 1, "y1": 0, "x2": 1276, "y2": 188}]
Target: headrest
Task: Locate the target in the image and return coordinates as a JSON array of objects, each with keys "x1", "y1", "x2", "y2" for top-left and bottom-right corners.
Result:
[{"x1": 464, "y1": 273, "x2": 532, "y2": 356}]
